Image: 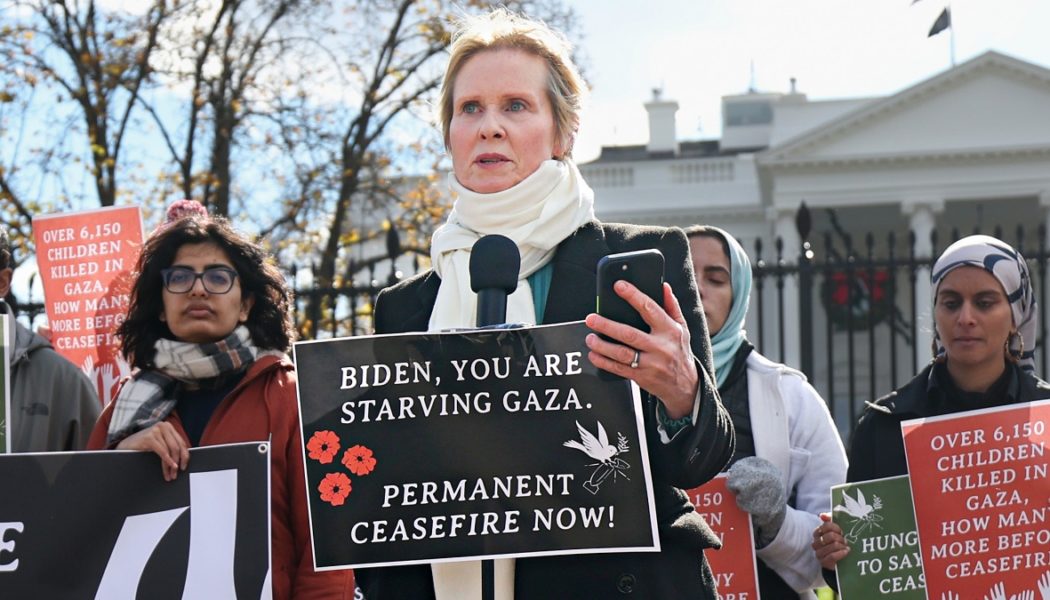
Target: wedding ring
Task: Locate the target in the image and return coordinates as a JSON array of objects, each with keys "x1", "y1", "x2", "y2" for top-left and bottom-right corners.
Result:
[
  {"x1": 630, "y1": 350, "x2": 641, "y2": 369},
  {"x1": 820, "y1": 534, "x2": 825, "y2": 545}
]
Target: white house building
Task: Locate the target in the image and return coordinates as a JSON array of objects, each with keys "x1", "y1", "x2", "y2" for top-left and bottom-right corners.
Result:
[{"x1": 580, "y1": 50, "x2": 1050, "y2": 431}]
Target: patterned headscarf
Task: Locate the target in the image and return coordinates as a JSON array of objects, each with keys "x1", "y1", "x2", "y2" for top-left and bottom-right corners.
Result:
[
  {"x1": 931, "y1": 235, "x2": 1037, "y2": 372},
  {"x1": 701, "y1": 227, "x2": 753, "y2": 388}
]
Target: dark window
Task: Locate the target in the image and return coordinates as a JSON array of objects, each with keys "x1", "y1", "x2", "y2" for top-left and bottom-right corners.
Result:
[{"x1": 725, "y1": 101, "x2": 773, "y2": 126}]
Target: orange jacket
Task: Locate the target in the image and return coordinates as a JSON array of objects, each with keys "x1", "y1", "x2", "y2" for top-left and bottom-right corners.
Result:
[{"x1": 89, "y1": 354, "x2": 356, "y2": 599}]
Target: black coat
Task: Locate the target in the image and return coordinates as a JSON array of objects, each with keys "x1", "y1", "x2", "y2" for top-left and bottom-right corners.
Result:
[
  {"x1": 847, "y1": 361, "x2": 1050, "y2": 482},
  {"x1": 356, "y1": 221, "x2": 734, "y2": 600},
  {"x1": 824, "y1": 360, "x2": 1050, "y2": 590}
]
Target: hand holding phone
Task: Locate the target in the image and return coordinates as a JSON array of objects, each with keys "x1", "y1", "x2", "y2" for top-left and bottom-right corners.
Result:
[{"x1": 596, "y1": 249, "x2": 665, "y2": 336}]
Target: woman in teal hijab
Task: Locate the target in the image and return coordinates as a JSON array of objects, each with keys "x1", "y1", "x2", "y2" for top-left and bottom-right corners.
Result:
[{"x1": 686, "y1": 226, "x2": 846, "y2": 599}]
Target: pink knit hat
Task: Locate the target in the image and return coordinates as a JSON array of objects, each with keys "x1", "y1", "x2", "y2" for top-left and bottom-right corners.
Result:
[{"x1": 153, "y1": 199, "x2": 208, "y2": 234}]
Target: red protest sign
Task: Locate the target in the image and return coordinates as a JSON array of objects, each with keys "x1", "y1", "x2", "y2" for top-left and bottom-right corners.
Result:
[
  {"x1": 902, "y1": 400, "x2": 1050, "y2": 598},
  {"x1": 687, "y1": 475, "x2": 760, "y2": 599},
  {"x1": 33, "y1": 206, "x2": 144, "y2": 407}
]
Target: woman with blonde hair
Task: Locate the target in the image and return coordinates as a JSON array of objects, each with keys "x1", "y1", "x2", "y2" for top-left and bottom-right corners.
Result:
[{"x1": 355, "y1": 8, "x2": 733, "y2": 600}]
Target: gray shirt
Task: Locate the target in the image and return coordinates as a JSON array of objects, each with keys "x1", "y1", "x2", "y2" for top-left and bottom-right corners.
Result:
[{"x1": 3, "y1": 301, "x2": 100, "y2": 452}]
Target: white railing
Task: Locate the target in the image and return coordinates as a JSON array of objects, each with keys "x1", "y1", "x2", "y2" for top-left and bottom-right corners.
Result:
[
  {"x1": 670, "y1": 159, "x2": 735, "y2": 183},
  {"x1": 582, "y1": 157, "x2": 742, "y2": 189},
  {"x1": 581, "y1": 165, "x2": 635, "y2": 187}
]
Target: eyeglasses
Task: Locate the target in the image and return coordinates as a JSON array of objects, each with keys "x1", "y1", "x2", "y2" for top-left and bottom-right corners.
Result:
[{"x1": 161, "y1": 266, "x2": 239, "y2": 294}]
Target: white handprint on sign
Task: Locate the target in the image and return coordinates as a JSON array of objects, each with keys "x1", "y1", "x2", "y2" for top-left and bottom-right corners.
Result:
[
  {"x1": 1039, "y1": 571, "x2": 1050, "y2": 600},
  {"x1": 100, "y1": 363, "x2": 118, "y2": 405},
  {"x1": 986, "y1": 582, "x2": 1007, "y2": 600},
  {"x1": 115, "y1": 354, "x2": 131, "y2": 380},
  {"x1": 81, "y1": 355, "x2": 97, "y2": 382}
]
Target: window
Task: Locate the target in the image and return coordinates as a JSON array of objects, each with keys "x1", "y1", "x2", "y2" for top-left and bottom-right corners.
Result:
[{"x1": 725, "y1": 101, "x2": 772, "y2": 126}]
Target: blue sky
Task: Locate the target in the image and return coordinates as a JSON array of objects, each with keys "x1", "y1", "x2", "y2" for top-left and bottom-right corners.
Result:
[
  {"x1": 571, "y1": 0, "x2": 1050, "y2": 161},
  {"x1": 11, "y1": 0, "x2": 1050, "y2": 300}
]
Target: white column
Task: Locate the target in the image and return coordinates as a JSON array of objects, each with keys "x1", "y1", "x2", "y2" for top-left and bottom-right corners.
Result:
[
  {"x1": 770, "y1": 206, "x2": 802, "y2": 369},
  {"x1": 902, "y1": 198, "x2": 944, "y2": 373}
]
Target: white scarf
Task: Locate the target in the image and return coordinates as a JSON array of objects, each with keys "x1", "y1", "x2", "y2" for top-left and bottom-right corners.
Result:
[
  {"x1": 428, "y1": 159, "x2": 595, "y2": 332},
  {"x1": 428, "y1": 160, "x2": 594, "y2": 600}
]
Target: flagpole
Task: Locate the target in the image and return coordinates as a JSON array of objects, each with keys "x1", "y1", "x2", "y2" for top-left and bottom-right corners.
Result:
[{"x1": 949, "y1": 2, "x2": 956, "y2": 66}]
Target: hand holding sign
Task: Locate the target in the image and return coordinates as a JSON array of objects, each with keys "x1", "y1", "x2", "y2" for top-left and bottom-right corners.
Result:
[
  {"x1": 726, "y1": 456, "x2": 786, "y2": 547},
  {"x1": 812, "y1": 512, "x2": 850, "y2": 570},
  {"x1": 116, "y1": 421, "x2": 190, "y2": 482}
]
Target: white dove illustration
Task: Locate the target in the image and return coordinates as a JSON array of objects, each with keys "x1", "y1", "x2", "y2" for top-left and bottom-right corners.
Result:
[
  {"x1": 834, "y1": 488, "x2": 876, "y2": 519},
  {"x1": 564, "y1": 420, "x2": 618, "y2": 463}
]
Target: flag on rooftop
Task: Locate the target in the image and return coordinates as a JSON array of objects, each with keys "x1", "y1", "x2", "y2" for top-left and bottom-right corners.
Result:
[{"x1": 928, "y1": 7, "x2": 951, "y2": 37}]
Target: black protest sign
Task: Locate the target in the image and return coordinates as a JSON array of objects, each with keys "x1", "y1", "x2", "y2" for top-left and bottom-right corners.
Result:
[
  {"x1": 0, "y1": 442, "x2": 270, "y2": 599},
  {"x1": 294, "y1": 321, "x2": 659, "y2": 570}
]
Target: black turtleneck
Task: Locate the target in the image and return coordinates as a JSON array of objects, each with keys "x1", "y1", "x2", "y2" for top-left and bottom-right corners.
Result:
[
  {"x1": 718, "y1": 341, "x2": 756, "y2": 466},
  {"x1": 933, "y1": 361, "x2": 1015, "y2": 414},
  {"x1": 175, "y1": 370, "x2": 246, "y2": 446}
]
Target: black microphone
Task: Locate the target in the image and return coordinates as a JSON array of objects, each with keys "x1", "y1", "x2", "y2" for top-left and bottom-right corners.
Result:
[
  {"x1": 468, "y1": 234, "x2": 519, "y2": 600},
  {"x1": 469, "y1": 234, "x2": 520, "y2": 328}
]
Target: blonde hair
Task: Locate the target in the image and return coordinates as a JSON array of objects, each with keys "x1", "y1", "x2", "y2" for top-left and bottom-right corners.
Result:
[{"x1": 438, "y1": 8, "x2": 587, "y2": 158}]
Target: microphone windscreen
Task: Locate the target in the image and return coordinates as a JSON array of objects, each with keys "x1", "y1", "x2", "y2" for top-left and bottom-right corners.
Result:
[{"x1": 469, "y1": 234, "x2": 520, "y2": 294}]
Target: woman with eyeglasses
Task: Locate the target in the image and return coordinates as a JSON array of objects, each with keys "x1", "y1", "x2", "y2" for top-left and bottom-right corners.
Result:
[{"x1": 88, "y1": 215, "x2": 355, "y2": 599}]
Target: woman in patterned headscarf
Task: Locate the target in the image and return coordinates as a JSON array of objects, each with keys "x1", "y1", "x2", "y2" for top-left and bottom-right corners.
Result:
[{"x1": 812, "y1": 234, "x2": 1050, "y2": 584}]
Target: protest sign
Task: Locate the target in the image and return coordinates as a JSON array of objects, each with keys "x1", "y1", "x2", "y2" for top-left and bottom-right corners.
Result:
[
  {"x1": 831, "y1": 475, "x2": 924, "y2": 599},
  {"x1": 686, "y1": 475, "x2": 759, "y2": 599},
  {"x1": 902, "y1": 400, "x2": 1050, "y2": 598},
  {"x1": 0, "y1": 442, "x2": 271, "y2": 598},
  {"x1": 294, "y1": 321, "x2": 660, "y2": 570},
  {"x1": 32, "y1": 206, "x2": 143, "y2": 406},
  {"x1": 1, "y1": 313, "x2": 10, "y2": 453}
]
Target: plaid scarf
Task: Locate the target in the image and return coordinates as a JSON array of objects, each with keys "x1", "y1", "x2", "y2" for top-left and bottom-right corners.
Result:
[{"x1": 106, "y1": 326, "x2": 281, "y2": 446}]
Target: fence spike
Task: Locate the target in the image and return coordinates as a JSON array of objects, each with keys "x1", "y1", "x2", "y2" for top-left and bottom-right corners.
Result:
[{"x1": 795, "y1": 202, "x2": 812, "y2": 241}]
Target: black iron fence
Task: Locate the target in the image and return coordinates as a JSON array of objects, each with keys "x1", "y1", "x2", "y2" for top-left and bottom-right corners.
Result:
[
  {"x1": 10, "y1": 206, "x2": 1049, "y2": 442},
  {"x1": 748, "y1": 205, "x2": 1049, "y2": 439}
]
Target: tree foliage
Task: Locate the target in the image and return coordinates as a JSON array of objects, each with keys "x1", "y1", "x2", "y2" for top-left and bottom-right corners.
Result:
[
  {"x1": 1, "y1": 0, "x2": 168, "y2": 264},
  {"x1": 0, "y1": 0, "x2": 579, "y2": 335}
]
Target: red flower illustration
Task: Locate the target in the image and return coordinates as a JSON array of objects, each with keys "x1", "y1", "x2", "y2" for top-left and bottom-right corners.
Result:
[
  {"x1": 342, "y1": 445, "x2": 377, "y2": 476},
  {"x1": 307, "y1": 430, "x2": 341, "y2": 464},
  {"x1": 318, "y1": 472, "x2": 352, "y2": 506}
]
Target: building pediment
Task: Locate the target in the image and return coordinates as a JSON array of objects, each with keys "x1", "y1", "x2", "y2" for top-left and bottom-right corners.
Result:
[{"x1": 760, "y1": 51, "x2": 1050, "y2": 167}]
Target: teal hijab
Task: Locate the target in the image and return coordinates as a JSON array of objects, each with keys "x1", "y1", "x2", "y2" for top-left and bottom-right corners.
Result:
[{"x1": 703, "y1": 227, "x2": 752, "y2": 388}]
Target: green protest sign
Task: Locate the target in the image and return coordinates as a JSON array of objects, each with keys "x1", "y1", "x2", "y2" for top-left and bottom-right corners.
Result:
[{"x1": 831, "y1": 475, "x2": 924, "y2": 599}]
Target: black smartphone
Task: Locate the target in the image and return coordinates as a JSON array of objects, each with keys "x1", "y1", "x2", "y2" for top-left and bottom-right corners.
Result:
[{"x1": 596, "y1": 249, "x2": 665, "y2": 335}]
